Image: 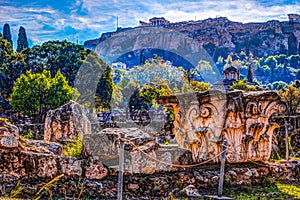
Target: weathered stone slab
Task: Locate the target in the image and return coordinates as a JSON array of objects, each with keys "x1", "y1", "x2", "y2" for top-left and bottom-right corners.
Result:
[
  {"x1": 44, "y1": 101, "x2": 91, "y2": 142},
  {"x1": 0, "y1": 120, "x2": 19, "y2": 148},
  {"x1": 17, "y1": 123, "x2": 44, "y2": 140},
  {"x1": 24, "y1": 140, "x2": 63, "y2": 155},
  {"x1": 156, "y1": 145, "x2": 193, "y2": 172},
  {"x1": 84, "y1": 158, "x2": 108, "y2": 180},
  {"x1": 83, "y1": 127, "x2": 153, "y2": 160},
  {"x1": 0, "y1": 149, "x2": 107, "y2": 182}
]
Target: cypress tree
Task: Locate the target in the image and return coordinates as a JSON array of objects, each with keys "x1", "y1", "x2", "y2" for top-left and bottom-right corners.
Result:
[
  {"x1": 3, "y1": 24, "x2": 12, "y2": 45},
  {"x1": 17, "y1": 26, "x2": 28, "y2": 52},
  {"x1": 247, "y1": 64, "x2": 253, "y2": 83}
]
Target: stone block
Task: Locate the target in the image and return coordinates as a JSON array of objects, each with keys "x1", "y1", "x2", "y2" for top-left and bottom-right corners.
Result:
[
  {"x1": 44, "y1": 101, "x2": 91, "y2": 142},
  {"x1": 0, "y1": 120, "x2": 19, "y2": 148}
]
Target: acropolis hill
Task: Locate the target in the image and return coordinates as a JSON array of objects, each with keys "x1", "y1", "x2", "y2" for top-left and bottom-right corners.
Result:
[{"x1": 84, "y1": 14, "x2": 300, "y2": 59}]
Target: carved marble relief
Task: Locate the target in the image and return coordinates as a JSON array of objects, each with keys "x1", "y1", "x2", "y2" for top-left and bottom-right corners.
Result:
[{"x1": 158, "y1": 90, "x2": 286, "y2": 163}]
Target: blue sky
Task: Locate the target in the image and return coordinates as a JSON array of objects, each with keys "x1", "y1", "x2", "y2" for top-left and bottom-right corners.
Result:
[{"x1": 0, "y1": 0, "x2": 299, "y2": 47}]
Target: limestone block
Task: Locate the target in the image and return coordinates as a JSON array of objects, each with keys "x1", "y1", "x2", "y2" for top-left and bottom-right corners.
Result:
[
  {"x1": 0, "y1": 120, "x2": 19, "y2": 148},
  {"x1": 84, "y1": 158, "x2": 108, "y2": 180},
  {"x1": 44, "y1": 101, "x2": 91, "y2": 142}
]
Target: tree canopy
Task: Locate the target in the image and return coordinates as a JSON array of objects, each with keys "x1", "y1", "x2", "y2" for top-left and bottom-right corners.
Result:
[
  {"x1": 10, "y1": 70, "x2": 77, "y2": 123},
  {"x1": 22, "y1": 40, "x2": 89, "y2": 86}
]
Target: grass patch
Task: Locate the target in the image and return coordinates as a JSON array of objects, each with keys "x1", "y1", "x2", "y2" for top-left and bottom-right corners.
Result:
[
  {"x1": 223, "y1": 182, "x2": 300, "y2": 200},
  {"x1": 276, "y1": 183, "x2": 300, "y2": 199}
]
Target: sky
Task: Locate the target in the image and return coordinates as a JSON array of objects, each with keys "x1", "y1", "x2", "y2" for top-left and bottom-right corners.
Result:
[{"x1": 0, "y1": 0, "x2": 299, "y2": 47}]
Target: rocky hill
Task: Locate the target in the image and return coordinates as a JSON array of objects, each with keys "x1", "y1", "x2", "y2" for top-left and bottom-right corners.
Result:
[{"x1": 84, "y1": 15, "x2": 300, "y2": 61}]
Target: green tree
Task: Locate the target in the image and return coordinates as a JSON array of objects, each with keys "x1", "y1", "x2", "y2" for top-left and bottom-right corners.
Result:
[
  {"x1": 0, "y1": 34, "x2": 17, "y2": 114},
  {"x1": 23, "y1": 41, "x2": 89, "y2": 86},
  {"x1": 10, "y1": 70, "x2": 76, "y2": 123},
  {"x1": 16, "y1": 26, "x2": 28, "y2": 52},
  {"x1": 288, "y1": 55, "x2": 300, "y2": 69},
  {"x1": 113, "y1": 68, "x2": 126, "y2": 84},
  {"x1": 140, "y1": 84, "x2": 161, "y2": 107},
  {"x1": 191, "y1": 60, "x2": 215, "y2": 82},
  {"x1": 265, "y1": 56, "x2": 277, "y2": 81},
  {"x1": 125, "y1": 56, "x2": 184, "y2": 89},
  {"x1": 48, "y1": 70, "x2": 79, "y2": 109},
  {"x1": 140, "y1": 77, "x2": 173, "y2": 108},
  {"x1": 3, "y1": 24, "x2": 12, "y2": 45},
  {"x1": 0, "y1": 72, "x2": 11, "y2": 115},
  {"x1": 75, "y1": 52, "x2": 108, "y2": 114},
  {"x1": 280, "y1": 84, "x2": 300, "y2": 115},
  {"x1": 277, "y1": 54, "x2": 288, "y2": 65},
  {"x1": 10, "y1": 70, "x2": 50, "y2": 122},
  {"x1": 95, "y1": 64, "x2": 113, "y2": 111},
  {"x1": 0, "y1": 33, "x2": 14, "y2": 67},
  {"x1": 247, "y1": 64, "x2": 253, "y2": 83},
  {"x1": 268, "y1": 81, "x2": 288, "y2": 91},
  {"x1": 111, "y1": 84, "x2": 122, "y2": 108},
  {"x1": 190, "y1": 80, "x2": 210, "y2": 92},
  {"x1": 119, "y1": 80, "x2": 140, "y2": 108}
]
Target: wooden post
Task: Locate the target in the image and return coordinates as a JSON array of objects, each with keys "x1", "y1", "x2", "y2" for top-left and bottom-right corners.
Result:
[
  {"x1": 218, "y1": 140, "x2": 227, "y2": 197},
  {"x1": 284, "y1": 118, "x2": 289, "y2": 161},
  {"x1": 117, "y1": 133, "x2": 125, "y2": 200}
]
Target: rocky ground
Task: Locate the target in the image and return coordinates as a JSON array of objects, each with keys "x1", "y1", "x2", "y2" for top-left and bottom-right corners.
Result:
[
  {"x1": 1, "y1": 162, "x2": 300, "y2": 199},
  {"x1": 1, "y1": 100, "x2": 300, "y2": 200}
]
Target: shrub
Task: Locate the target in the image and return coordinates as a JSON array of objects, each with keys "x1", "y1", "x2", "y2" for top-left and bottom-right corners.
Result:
[
  {"x1": 20, "y1": 132, "x2": 33, "y2": 139},
  {"x1": 63, "y1": 136, "x2": 83, "y2": 158},
  {"x1": 231, "y1": 80, "x2": 257, "y2": 91},
  {"x1": 0, "y1": 117, "x2": 11, "y2": 124}
]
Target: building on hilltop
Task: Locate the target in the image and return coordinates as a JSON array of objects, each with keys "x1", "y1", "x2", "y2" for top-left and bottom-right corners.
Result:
[
  {"x1": 111, "y1": 62, "x2": 127, "y2": 70},
  {"x1": 139, "y1": 17, "x2": 170, "y2": 27},
  {"x1": 213, "y1": 63, "x2": 240, "y2": 90},
  {"x1": 288, "y1": 14, "x2": 300, "y2": 23},
  {"x1": 223, "y1": 63, "x2": 240, "y2": 81}
]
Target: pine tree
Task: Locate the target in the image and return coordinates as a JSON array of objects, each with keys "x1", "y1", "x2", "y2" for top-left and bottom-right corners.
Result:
[
  {"x1": 3, "y1": 24, "x2": 12, "y2": 45},
  {"x1": 16, "y1": 26, "x2": 28, "y2": 52}
]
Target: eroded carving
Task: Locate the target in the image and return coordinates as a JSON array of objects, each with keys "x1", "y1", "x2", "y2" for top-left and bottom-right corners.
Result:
[{"x1": 158, "y1": 90, "x2": 286, "y2": 163}]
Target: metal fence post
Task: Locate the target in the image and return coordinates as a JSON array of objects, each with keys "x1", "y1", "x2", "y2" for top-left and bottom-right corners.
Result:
[
  {"x1": 284, "y1": 117, "x2": 289, "y2": 161},
  {"x1": 218, "y1": 140, "x2": 227, "y2": 197},
  {"x1": 118, "y1": 133, "x2": 125, "y2": 200}
]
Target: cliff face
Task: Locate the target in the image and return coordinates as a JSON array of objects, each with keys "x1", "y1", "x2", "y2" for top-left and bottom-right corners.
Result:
[{"x1": 84, "y1": 17, "x2": 300, "y2": 60}]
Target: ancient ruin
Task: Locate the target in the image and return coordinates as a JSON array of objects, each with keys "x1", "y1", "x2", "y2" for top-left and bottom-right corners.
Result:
[
  {"x1": 1, "y1": 96, "x2": 300, "y2": 199},
  {"x1": 44, "y1": 101, "x2": 91, "y2": 142},
  {"x1": 158, "y1": 90, "x2": 287, "y2": 163}
]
